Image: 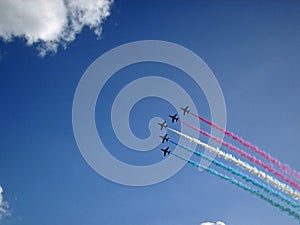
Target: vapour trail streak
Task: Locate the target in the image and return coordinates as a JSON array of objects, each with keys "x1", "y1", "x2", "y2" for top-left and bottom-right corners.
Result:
[
  {"x1": 179, "y1": 120, "x2": 300, "y2": 192},
  {"x1": 169, "y1": 140, "x2": 300, "y2": 210},
  {"x1": 168, "y1": 128, "x2": 300, "y2": 200},
  {"x1": 170, "y1": 152, "x2": 300, "y2": 222},
  {"x1": 190, "y1": 112, "x2": 300, "y2": 182}
]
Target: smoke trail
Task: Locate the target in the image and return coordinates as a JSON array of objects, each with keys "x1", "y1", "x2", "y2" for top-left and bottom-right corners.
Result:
[
  {"x1": 168, "y1": 128, "x2": 300, "y2": 200},
  {"x1": 179, "y1": 120, "x2": 300, "y2": 192},
  {"x1": 171, "y1": 152, "x2": 300, "y2": 222},
  {"x1": 169, "y1": 140, "x2": 300, "y2": 210},
  {"x1": 190, "y1": 112, "x2": 300, "y2": 182}
]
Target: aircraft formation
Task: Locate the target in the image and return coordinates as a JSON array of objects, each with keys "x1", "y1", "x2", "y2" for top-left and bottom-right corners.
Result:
[
  {"x1": 157, "y1": 106, "x2": 300, "y2": 222},
  {"x1": 158, "y1": 107, "x2": 187, "y2": 155}
]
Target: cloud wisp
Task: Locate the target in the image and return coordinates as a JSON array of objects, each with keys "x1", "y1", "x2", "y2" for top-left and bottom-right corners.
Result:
[
  {"x1": 0, "y1": 186, "x2": 10, "y2": 220},
  {"x1": 0, "y1": 0, "x2": 113, "y2": 56}
]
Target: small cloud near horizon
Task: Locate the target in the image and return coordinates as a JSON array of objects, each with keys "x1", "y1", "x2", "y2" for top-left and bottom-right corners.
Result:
[{"x1": 201, "y1": 221, "x2": 226, "y2": 225}]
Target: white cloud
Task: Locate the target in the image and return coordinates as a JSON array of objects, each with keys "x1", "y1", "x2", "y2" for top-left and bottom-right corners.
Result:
[
  {"x1": 0, "y1": 186, "x2": 10, "y2": 220},
  {"x1": 0, "y1": 0, "x2": 113, "y2": 56},
  {"x1": 201, "y1": 221, "x2": 226, "y2": 225}
]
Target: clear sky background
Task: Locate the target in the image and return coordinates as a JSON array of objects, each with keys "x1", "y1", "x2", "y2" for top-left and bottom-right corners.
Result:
[{"x1": 0, "y1": 1, "x2": 300, "y2": 225}]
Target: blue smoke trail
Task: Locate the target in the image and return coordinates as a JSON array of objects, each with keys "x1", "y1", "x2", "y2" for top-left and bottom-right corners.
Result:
[
  {"x1": 169, "y1": 140, "x2": 300, "y2": 211},
  {"x1": 168, "y1": 127, "x2": 300, "y2": 200},
  {"x1": 170, "y1": 150, "x2": 300, "y2": 222}
]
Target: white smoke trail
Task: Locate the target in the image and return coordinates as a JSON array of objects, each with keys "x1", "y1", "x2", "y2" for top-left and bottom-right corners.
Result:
[{"x1": 168, "y1": 128, "x2": 300, "y2": 200}]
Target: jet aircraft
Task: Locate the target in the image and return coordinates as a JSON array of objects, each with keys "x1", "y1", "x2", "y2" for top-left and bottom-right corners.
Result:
[
  {"x1": 158, "y1": 121, "x2": 167, "y2": 130},
  {"x1": 159, "y1": 134, "x2": 169, "y2": 143},
  {"x1": 169, "y1": 114, "x2": 179, "y2": 123},
  {"x1": 161, "y1": 147, "x2": 171, "y2": 156},
  {"x1": 181, "y1": 106, "x2": 190, "y2": 115}
]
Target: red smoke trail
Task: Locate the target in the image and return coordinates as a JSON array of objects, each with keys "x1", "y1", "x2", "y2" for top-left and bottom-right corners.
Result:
[
  {"x1": 180, "y1": 119, "x2": 300, "y2": 192},
  {"x1": 190, "y1": 112, "x2": 300, "y2": 182}
]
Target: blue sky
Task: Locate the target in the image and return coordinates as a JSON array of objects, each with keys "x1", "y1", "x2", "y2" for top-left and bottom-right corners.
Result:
[{"x1": 0, "y1": 1, "x2": 300, "y2": 225}]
